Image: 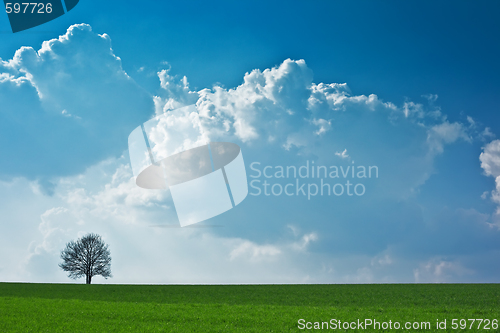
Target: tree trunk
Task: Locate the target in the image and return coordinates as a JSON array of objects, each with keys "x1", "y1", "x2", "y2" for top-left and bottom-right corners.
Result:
[{"x1": 86, "y1": 275, "x2": 91, "y2": 284}]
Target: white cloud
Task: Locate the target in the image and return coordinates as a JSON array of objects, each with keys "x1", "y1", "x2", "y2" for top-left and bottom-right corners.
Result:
[
  {"x1": 8, "y1": 156, "x2": 326, "y2": 283},
  {"x1": 292, "y1": 232, "x2": 318, "y2": 251},
  {"x1": 467, "y1": 115, "x2": 476, "y2": 128},
  {"x1": 154, "y1": 67, "x2": 199, "y2": 114},
  {"x1": 335, "y1": 149, "x2": 349, "y2": 159},
  {"x1": 427, "y1": 121, "x2": 470, "y2": 155},
  {"x1": 422, "y1": 94, "x2": 438, "y2": 103},
  {"x1": 413, "y1": 258, "x2": 473, "y2": 283},
  {"x1": 2, "y1": 161, "x2": 499, "y2": 283},
  {"x1": 403, "y1": 101, "x2": 425, "y2": 119},
  {"x1": 0, "y1": 24, "x2": 153, "y2": 179},
  {"x1": 2, "y1": 24, "x2": 500, "y2": 284},
  {"x1": 7, "y1": 24, "x2": 146, "y2": 120},
  {"x1": 480, "y1": 127, "x2": 495, "y2": 141},
  {"x1": 479, "y1": 140, "x2": 500, "y2": 217},
  {"x1": 146, "y1": 106, "x2": 209, "y2": 160},
  {"x1": 370, "y1": 253, "x2": 393, "y2": 267},
  {"x1": 308, "y1": 82, "x2": 351, "y2": 112},
  {"x1": 480, "y1": 140, "x2": 500, "y2": 178},
  {"x1": 311, "y1": 118, "x2": 332, "y2": 135},
  {"x1": 229, "y1": 241, "x2": 282, "y2": 262}
]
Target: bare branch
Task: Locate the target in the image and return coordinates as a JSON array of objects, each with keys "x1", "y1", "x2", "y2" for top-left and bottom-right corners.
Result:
[{"x1": 59, "y1": 233, "x2": 112, "y2": 284}]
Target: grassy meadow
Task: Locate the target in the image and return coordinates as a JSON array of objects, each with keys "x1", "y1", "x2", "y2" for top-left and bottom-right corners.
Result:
[{"x1": 0, "y1": 283, "x2": 499, "y2": 332}]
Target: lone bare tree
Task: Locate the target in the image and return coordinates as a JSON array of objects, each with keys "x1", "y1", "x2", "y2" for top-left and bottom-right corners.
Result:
[{"x1": 59, "y1": 233, "x2": 112, "y2": 284}]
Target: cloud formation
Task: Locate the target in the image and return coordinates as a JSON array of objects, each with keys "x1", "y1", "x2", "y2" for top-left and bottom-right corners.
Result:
[
  {"x1": 480, "y1": 140, "x2": 500, "y2": 217},
  {"x1": 0, "y1": 24, "x2": 153, "y2": 180},
  {"x1": 1, "y1": 24, "x2": 500, "y2": 284}
]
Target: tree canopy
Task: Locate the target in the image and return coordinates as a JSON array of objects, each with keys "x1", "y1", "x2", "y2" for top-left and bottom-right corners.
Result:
[{"x1": 59, "y1": 233, "x2": 112, "y2": 284}]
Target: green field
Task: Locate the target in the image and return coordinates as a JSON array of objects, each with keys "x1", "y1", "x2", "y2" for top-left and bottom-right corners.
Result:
[{"x1": 0, "y1": 283, "x2": 499, "y2": 332}]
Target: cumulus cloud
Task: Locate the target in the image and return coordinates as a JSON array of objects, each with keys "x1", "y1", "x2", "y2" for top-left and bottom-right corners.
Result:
[
  {"x1": 480, "y1": 140, "x2": 500, "y2": 217},
  {"x1": 229, "y1": 241, "x2": 282, "y2": 262},
  {"x1": 3, "y1": 161, "x2": 500, "y2": 283},
  {"x1": 195, "y1": 59, "x2": 315, "y2": 144},
  {"x1": 427, "y1": 121, "x2": 471, "y2": 155},
  {"x1": 480, "y1": 140, "x2": 500, "y2": 178},
  {"x1": 2, "y1": 24, "x2": 500, "y2": 284},
  {"x1": 7, "y1": 24, "x2": 149, "y2": 122},
  {"x1": 0, "y1": 24, "x2": 153, "y2": 180},
  {"x1": 192, "y1": 59, "x2": 405, "y2": 152},
  {"x1": 154, "y1": 67, "x2": 199, "y2": 114},
  {"x1": 146, "y1": 106, "x2": 208, "y2": 160},
  {"x1": 15, "y1": 157, "x2": 326, "y2": 284},
  {"x1": 152, "y1": 57, "x2": 474, "y2": 172},
  {"x1": 413, "y1": 258, "x2": 473, "y2": 283}
]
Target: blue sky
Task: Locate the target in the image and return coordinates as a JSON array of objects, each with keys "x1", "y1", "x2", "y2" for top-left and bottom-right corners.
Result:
[{"x1": 1, "y1": 1, "x2": 500, "y2": 283}]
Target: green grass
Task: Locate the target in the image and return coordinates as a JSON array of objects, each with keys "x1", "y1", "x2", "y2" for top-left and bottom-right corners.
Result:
[{"x1": 0, "y1": 283, "x2": 499, "y2": 332}]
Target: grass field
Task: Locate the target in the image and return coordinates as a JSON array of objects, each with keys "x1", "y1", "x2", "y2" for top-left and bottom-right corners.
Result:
[{"x1": 0, "y1": 283, "x2": 499, "y2": 332}]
